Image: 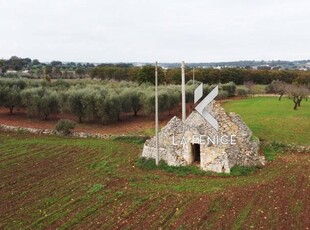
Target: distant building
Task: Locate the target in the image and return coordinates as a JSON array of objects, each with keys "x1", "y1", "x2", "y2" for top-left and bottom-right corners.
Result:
[
  {"x1": 257, "y1": 65, "x2": 271, "y2": 70},
  {"x1": 6, "y1": 70, "x2": 17, "y2": 74},
  {"x1": 271, "y1": 66, "x2": 282, "y2": 70}
]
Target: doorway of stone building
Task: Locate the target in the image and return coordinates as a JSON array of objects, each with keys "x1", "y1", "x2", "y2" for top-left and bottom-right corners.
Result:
[{"x1": 191, "y1": 143, "x2": 201, "y2": 165}]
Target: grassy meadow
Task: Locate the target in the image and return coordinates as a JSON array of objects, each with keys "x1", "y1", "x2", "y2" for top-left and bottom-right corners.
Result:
[{"x1": 223, "y1": 97, "x2": 310, "y2": 145}]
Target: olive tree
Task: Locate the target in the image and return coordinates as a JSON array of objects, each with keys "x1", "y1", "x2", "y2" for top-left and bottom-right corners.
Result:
[
  {"x1": 80, "y1": 88, "x2": 99, "y2": 122},
  {"x1": 21, "y1": 87, "x2": 59, "y2": 119},
  {"x1": 164, "y1": 86, "x2": 181, "y2": 114},
  {"x1": 143, "y1": 86, "x2": 181, "y2": 116},
  {"x1": 21, "y1": 87, "x2": 45, "y2": 117},
  {"x1": 121, "y1": 89, "x2": 144, "y2": 116},
  {"x1": 37, "y1": 91, "x2": 59, "y2": 119},
  {"x1": 222, "y1": 82, "x2": 236, "y2": 97},
  {"x1": 143, "y1": 91, "x2": 155, "y2": 115},
  {"x1": 287, "y1": 84, "x2": 309, "y2": 110},
  {"x1": 0, "y1": 85, "x2": 22, "y2": 114},
  {"x1": 97, "y1": 91, "x2": 122, "y2": 124},
  {"x1": 271, "y1": 82, "x2": 309, "y2": 110},
  {"x1": 66, "y1": 90, "x2": 85, "y2": 123}
]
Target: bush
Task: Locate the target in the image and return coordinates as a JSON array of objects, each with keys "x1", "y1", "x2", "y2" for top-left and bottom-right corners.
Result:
[
  {"x1": 236, "y1": 88, "x2": 249, "y2": 97},
  {"x1": 229, "y1": 165, "x2": 260, "y2": 176},
  {"x1": 216, "y1": 91, "x2": 229, "y2": 100},
  {"x1": 55, "y1": 119, "x2": 76, "y2": 135},
  {"x1": 222, "y1": 82, "x2": 236, "y2": 97},
  {"x1": 113, "y1": 136, "x2": 147, "y2": 145},
  {"x1": 186, "y1": 79, "x2": 202, "y2": 85},
  {"x1": 262, "y1": 142, "x2": 286, "y2": 161}
]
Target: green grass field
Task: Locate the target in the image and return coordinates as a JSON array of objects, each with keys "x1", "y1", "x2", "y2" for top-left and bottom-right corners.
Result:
[
  {"x1": 236, "y1": 84, "x2": 267, "y2": 94},
  {"x1": 223, "y1": 97, "x2": 310, "y2": 145}
]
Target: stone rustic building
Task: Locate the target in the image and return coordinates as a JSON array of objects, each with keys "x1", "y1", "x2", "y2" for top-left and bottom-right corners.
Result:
[{"x1": 142, "y1": 101, "x2": 265, "y2": 173}]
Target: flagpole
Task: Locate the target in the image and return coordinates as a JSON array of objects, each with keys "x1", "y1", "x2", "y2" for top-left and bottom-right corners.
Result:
[
  {"x1": 181, "y1": 61, "x2": 186, "y2": 122},
  {"x1": 155, "y1": 61, "x2": 159, "y2": 166}
]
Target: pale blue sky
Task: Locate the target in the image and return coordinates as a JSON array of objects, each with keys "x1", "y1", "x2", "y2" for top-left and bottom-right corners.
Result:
[{"x1": 0, "y1": 0, "x2": 309, "y2": 62}]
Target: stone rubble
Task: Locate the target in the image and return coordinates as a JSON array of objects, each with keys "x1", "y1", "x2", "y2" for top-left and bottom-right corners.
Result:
[{"x1": 0, "y1": 124, "x2": 122, "y2": 139}]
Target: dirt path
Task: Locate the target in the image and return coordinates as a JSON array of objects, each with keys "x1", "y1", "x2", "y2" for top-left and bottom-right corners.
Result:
[{"x1": 0, "y1": 108, "x2": 177, "y2": 136}]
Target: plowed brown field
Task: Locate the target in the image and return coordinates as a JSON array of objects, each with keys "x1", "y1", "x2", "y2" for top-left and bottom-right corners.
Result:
[{"x1": 0, "y1": 131, "x2": 309, "y2": 229}]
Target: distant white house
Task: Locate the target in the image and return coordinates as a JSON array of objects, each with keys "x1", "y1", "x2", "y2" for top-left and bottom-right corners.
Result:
[{"x1": 6, "y1": 70, "x2": 17, "y2": 74}]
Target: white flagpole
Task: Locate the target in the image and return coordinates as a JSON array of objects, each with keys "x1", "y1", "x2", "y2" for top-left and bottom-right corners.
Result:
[
  {"x1": 181, "y1": 61, "x2": 186, "y2": 122},
  {"x1": 155, "y1": 61, "x2": 159, "y2": 166}
]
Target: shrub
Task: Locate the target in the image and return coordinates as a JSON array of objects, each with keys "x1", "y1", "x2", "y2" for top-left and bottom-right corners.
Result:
[
  {"x1": 236, "y1": 88, "x2": 249, "y2": 97},
  {"x1": 229, "y1": 165, "x2": 260, "y2": 176},
  {"x1": 186, "y1": 79, "x2": 202, "y2": 85},
  {"x1": 262, "y1": 142, "x2": 286, "y2": 161},
  {"x1": 0, "y1": 78, "x2": 28, "y2": 89},
  {"x1": 55, "y1": 119, "x2": 76, "y2": 135},
  {"x1": 203, "y1": 84, "x2": 211, "y2": 95},
  {"x1": 113, "y1": 136, "x2": 147, "y2": 145},
  {"x1": 265, "y1": 83, "x2": 275, "y2": 94},
  {"x1": 216, "y1": 91, "x2": 229, "y2": 100},
  {"x1": 222, "y1": 82, "x2": 236, "y2": 97}
]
